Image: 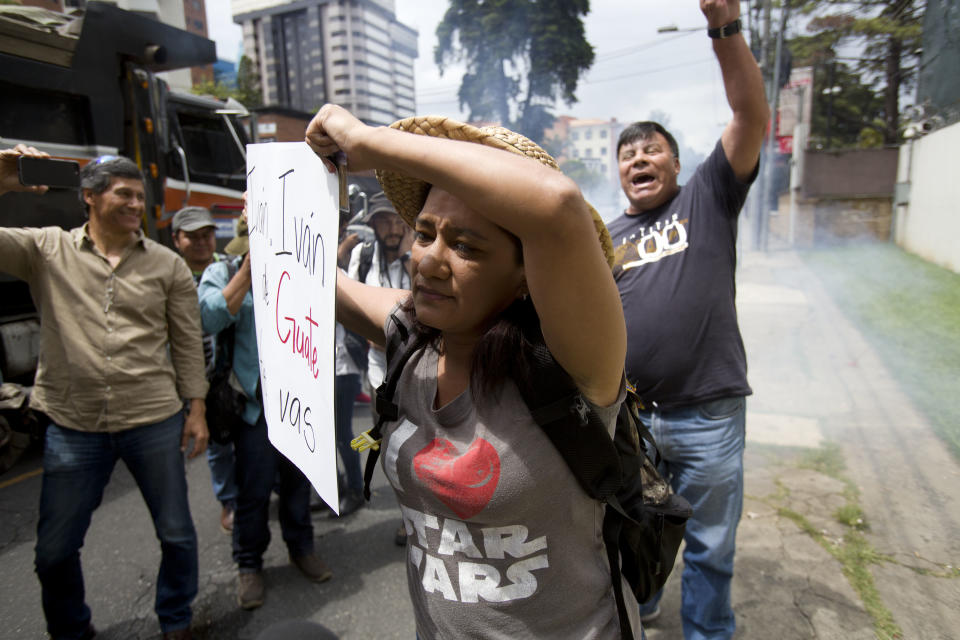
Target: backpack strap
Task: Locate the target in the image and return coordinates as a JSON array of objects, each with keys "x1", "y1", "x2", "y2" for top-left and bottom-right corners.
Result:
[
  {"x1": 356, "y1": 241, "x2": 376, "y2": 284},
  {"x1": 518, "y1": 342, "x2": 622, "y2": 500},
  {"x1": 603, "y1": 503, "x2": 635, "y2": 640},
  {"x1": 350, "y1": 311, "x2": 426, "y2": 501},
  {"x1": 212, "y1": 257, "x2": 242, "y2": 374},
  {"x1": 517, "y1": 342, "x2": 634, "y2": 640}
]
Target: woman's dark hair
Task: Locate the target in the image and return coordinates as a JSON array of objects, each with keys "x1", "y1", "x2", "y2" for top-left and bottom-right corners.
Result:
[{"x1": 400, "y1": 295, "x2": 542, "y2": 399}]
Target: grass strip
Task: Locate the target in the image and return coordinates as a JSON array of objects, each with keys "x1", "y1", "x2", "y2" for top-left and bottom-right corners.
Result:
[
  {"x1": 801, "y1": 244, "x2": 960, "y2": 461},
  {"x1": 777, "y1": 506, "x2": 902, "y2": 639}
]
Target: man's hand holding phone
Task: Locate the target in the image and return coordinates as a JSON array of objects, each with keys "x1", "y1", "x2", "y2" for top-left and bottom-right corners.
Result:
[{"x1": 0, "y1": 144, "x2": 52, "y2": 196}]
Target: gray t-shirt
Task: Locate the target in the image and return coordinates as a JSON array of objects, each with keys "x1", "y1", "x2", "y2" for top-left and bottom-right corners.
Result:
[{"x1": 381, "y1": 311, "x2": 638, "y2": 639}]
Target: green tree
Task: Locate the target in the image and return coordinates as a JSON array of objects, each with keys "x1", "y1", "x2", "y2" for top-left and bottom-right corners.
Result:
[
  {"x1": 559, "y1": 158, "x2": 603, "y2": 192},
  {"x1": 192, "y1": 56, "x2": 262, "y2": 109},
  {"x1": 435, "y1": 0, "x2": 594, "y2": 144},
  {"x1": 235, "y1": 55, "x2": 263, "y2": 108},
  {"x1": 788, "y1": 32, "x2": 886, "y2": 148},
  {"x1": 797, "y1": 0, "x2": 925, "y2": 144}
]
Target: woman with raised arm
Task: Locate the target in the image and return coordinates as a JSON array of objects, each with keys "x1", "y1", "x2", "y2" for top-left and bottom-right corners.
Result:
[{"x1": 306, "y1": 104, "x2": 634, "y2": 639}]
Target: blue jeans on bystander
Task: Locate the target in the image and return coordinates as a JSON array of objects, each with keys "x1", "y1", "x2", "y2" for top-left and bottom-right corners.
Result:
[
  {"x1": 335, "y1": 373, "x2": 363, "y2": 495},
  {"x1": 206, "y1": 438, "x2": 238, "y2": 508},
  {"x1": 34, "y1": 412, "x2": 198, "y2": 639},
  {"x1": 232, "y1": 413, "x2": 313, "y2": 571},
  {"x1": 638, "y1": 396, "x2": 746, "y2": 640}
]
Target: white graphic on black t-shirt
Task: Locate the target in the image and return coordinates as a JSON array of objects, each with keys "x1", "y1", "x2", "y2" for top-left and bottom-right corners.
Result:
[
  {"x1": 402, "y1": 505, "x2": 550, "y2": 603},
  {"x1": 620, "y1": 212, "x2": 689, "y2": 270}
]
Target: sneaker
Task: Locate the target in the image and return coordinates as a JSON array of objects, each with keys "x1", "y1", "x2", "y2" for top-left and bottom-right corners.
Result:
[
  {"x1": 220, "y1": 505, "x2": 235, "y2": 535},
  {"x1": 394, "y1": 523, "x2": 408, "y2": 546},
  {"x1": 355, "y1": 391, "x2": 371, "y2": 404},
  {"x1": 237, "y1": 571, "x2": 265, "y2": 610},
  {"x1": 162, "y1": 628, "x2": 193, "y2": 640},
  {"x1": 640, "y1": 604, "x2": 661, "y2": 624},
  {"x1": 290, "y1": 553, "x2": 333, "y2": 583},
  {"x1": 329, "y1": 491, "x2": 364, "y2": 518}
]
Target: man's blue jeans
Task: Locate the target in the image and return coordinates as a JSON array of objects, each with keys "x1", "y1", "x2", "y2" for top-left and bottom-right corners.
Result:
[
  {"x1": 232, "y1": 414, "x2": 313, "y2": 570},
  {"x1": 638, "y1": 396, "x2": 746, "y2": 640},
  {"x1": 34, "y1": 412, "x2": 198, "y2": 639},
  {"x1": 335, "y1": 374, "x2": 363, "y2": 495},
  {"x1": 206, "y1": 438, "x2": 237, "y2": 508}
]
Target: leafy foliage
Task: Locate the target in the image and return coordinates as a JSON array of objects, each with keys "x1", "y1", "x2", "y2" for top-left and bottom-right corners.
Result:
[
  {"x1": 435, "y1": 0, "x2": 594, "y2": 143},
  {"x1": 192, "y1": 56, "x2": 262, "y2": 109},
  {"x1": 795, "y1": 0, "x2": 925, "y2": 145},
  {"x1": 558, "y1": 158, "x2": 603, "y2": 192},
  {"x1": 789, "y1": 32, "x2": 885, "y2": 148}
]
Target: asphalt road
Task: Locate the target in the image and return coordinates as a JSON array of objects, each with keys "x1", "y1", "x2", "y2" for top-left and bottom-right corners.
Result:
[{"x1": 0, "y1": 406, "x2": 415, "y2": 640}]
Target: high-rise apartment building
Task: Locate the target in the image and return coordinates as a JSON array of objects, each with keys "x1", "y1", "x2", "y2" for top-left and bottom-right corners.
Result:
[{"x1": 232, "y1": 0, "x2": 417, "y2": 125}]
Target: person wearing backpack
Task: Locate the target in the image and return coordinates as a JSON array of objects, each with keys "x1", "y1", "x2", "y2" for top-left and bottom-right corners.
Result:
[
  {"x1": 606, "y1": 1, "x2": 769, "y2": 638},
  {"x1": 346, "y1": 191, "x2": 413, "y2": 542},
  {"x1": 347, "y1": 191, "x2": 412, "y2": 392},
  {"x1": 306, "y1": 104, "x2": 636, "y2": 639},
  {"x1": 199, "y1": 219, "x2": 333, "y2": 610}
]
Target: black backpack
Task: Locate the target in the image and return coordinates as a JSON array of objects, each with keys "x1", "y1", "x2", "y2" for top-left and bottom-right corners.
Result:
[
  {"x1": 351, "y1": 312, "x2": 692, "y2": 640},
  {"x1": 205, "y1": 258, "x2": 247, "y2": 444}
]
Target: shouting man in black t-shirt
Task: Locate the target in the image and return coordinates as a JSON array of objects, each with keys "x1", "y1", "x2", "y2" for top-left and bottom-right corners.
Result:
[{"x1": 606, "y1": 1, "x2": 769, "y2": 638}]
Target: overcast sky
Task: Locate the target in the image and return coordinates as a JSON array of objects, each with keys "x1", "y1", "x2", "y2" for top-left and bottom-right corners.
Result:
[{"x1": 207, "y1": 1, "x2": 744, "y2": 154}]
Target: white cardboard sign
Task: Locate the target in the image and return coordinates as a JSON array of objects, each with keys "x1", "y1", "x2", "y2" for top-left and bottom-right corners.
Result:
[{"x1": 246, "y1": 142, "x2": 340, "y2": 512}]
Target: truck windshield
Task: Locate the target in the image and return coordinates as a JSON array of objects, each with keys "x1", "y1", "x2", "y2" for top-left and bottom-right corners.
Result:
[{"x1": 168, "y1": 107, "x2": 247, "y2": 191}]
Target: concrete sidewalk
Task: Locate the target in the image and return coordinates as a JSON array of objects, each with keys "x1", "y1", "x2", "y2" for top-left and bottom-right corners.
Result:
[{"x1": 645, "y1": 249, "x2": 960, "y2": 639}]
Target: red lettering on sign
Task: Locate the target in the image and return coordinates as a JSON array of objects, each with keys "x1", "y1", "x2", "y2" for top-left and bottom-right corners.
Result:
[{"x1": 274, "y1": 270, "x2": 320, "y2": 379}]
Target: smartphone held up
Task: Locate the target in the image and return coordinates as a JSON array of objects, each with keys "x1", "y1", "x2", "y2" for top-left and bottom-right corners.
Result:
[{"x1": 17, "y1": 156, "x2": 80, "y2": 189}]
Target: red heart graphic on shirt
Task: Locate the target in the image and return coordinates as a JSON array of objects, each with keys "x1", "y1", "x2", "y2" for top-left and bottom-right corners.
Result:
[{"x1": 413, "y1": 438, "x2": 500, "y2": 520}]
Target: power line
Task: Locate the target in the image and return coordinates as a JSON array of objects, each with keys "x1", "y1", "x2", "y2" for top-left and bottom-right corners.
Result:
[
  {"x1": 591, "y1": 30, "x2": 699, "y2": 63},
  {"x1": 583, "y1": 57, "x2": 713, "y2": 85},
  {"x1": 414, "y1": 31, "x2": 700, "y2": 99}
]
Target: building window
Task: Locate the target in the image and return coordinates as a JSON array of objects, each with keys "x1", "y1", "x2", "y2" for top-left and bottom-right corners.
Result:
[
  {"x1": 571, "y1": 131, "x2": 579, "y2": 140},
  {"x1": 585, "y1": 129, "x2": 593, "y2": 140},
  {"x1": 585, "y1": 148, "x2": 592, "y2": 157},
  {"x1": 600, "y1": 129, "x2": 607, "y2": 138}
]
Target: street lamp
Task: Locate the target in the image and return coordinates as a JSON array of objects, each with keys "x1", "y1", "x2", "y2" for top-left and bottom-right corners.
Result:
[{"x1": 656, "y1": 24, "x2": 706, "y2": 33}]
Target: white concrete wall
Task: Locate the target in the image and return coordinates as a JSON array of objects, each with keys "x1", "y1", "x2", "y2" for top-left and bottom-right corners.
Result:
[{"x1": 895, "y1": 120, "x2": 960, "y2": 274}]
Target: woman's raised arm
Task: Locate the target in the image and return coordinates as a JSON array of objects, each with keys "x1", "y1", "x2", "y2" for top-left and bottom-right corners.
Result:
[{"x1": 307, "y1": 105, "x2": 625, "y2": 405}]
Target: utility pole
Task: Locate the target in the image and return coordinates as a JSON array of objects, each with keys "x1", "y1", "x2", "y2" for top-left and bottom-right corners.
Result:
[
  {"x1": 756, "y1": 0, "x2": 790, "y2": 252},
  {"x1": 753, "y1": 0, "x2": 773, "y2": 251},
  {"x1": 761, "y1": 0, "x2": 773, "y2": 90}
]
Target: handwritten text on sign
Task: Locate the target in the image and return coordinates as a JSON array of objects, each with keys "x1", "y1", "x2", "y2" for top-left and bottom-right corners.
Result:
[{"x1": 247, "y1": 143, "x2": 340, "y2": 512}]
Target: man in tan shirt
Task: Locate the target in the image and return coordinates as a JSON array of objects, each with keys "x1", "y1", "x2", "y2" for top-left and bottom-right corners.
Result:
[{"x1": 0, "y1": 148, "x2": 208, "y2": 640}]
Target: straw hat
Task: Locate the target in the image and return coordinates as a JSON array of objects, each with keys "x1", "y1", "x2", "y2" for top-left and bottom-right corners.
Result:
[{"x1": 375, "y1": 116, "x2": 614, "y2": 267}]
